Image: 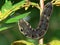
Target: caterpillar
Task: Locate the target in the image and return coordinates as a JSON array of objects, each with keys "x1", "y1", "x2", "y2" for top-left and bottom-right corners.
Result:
[{"x1": 18, "y1": 2, "x2": 53, "y2": 39}]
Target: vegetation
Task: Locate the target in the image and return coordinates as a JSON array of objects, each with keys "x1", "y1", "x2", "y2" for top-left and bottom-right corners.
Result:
[{"x1": 0, "y1": 0, "x2": 60, "y2": 45}]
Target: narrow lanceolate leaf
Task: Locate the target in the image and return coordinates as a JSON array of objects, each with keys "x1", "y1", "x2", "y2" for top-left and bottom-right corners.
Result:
[
  {"x1": 5, "y1": 12, "x2": 31, "y2": 23},
  {"x1": 0, "y1": 0, "x2": 25, "y2": 21},
  {"x1": 0, "y1": 26, "x2": 12, "y2": 31},
  {"x1": 0, "y1": 24, "x2": 13, "y2": 31}
]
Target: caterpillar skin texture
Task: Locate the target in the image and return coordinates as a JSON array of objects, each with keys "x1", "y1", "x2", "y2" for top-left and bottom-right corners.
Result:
[{"x1": 18, "y1": 2, "x2": 53, "y2": 39}]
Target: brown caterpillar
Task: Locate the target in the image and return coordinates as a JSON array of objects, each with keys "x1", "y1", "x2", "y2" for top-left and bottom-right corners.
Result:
[{"x1": 18, "y1": 2, "x2": 53, "y2": 39}]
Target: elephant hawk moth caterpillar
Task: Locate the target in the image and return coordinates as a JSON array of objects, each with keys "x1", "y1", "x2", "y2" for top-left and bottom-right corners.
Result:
[{"x1": 18, "y1": 2, "x2": 53, "y2": 39}]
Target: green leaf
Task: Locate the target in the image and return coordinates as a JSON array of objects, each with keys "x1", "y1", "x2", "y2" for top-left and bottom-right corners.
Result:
[
  {"x1": 1, "y1": 0, "x2": 12, "y2": 14},
  {"x1": 11, "y1": 40, "x2": 34, "y2": 45},
  {"x1": 49, "y1": 39, "x2": 60, "y2": 45},
  {"x1": 0, "y1": 24, "x2": 12, "y2": 31},
  {"x1": 12, "y1": 0, "x2": 25, "y2": 11},
  {"x1": 0, "y1": 23, "x2": 15, "y2": 31},
  {"x1": 5, "y1": 12, "x2": 31, "y2": 23},
  {"x1": 0, "y1": 26, "x2": 12, "y2": 31},
  {"x1": 0, "y1": 0, "x2": 25, "y2": 21}
]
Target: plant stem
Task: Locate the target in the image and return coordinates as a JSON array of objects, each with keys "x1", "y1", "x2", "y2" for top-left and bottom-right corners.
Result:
[
  {"x1": 39, "y1": 0, "x2": 44, "y2": 45},
  {"x1": 40, "y1": 0, "x2": 44, "y2": 14}
]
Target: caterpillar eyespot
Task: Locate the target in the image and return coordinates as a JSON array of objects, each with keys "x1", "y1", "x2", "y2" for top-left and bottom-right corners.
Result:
[{"x1": 18, "y1": 2, "x2": 53, "y2": 39}]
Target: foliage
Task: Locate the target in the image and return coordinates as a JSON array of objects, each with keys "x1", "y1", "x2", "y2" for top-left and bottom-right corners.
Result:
[
  {"x1": 11, "y1": 40, "x2": 34, "y2": 45},
  {"x1": 0, "y1": 0, "x2": 60, "y2": 45}
]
